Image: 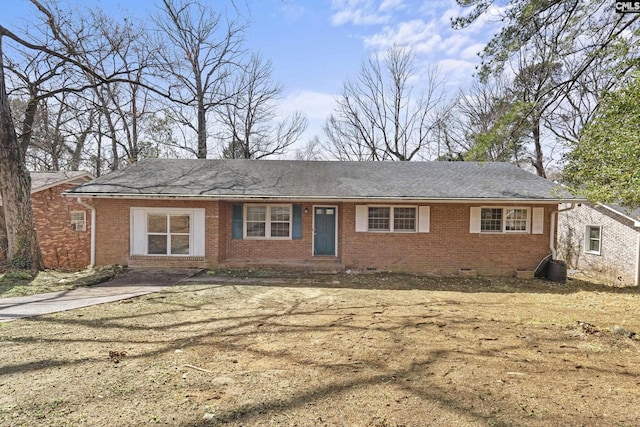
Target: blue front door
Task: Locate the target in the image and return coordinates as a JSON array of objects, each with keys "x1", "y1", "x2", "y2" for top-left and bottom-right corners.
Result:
[{"x1": 314, "y1": 207, "x2": 336, "y2": 256}]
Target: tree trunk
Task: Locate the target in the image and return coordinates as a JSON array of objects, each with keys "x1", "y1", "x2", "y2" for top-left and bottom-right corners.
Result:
[
  {"x1": 20, "y1": 90, "x2": 38, "y2": 158},
  {"x1": 0, "y1": 37, "x2": 43, "y2": 270},
  {"x1": 531, "y1": 117, "x2": 546, "y2": 178},
  {"x1": 197, "y1": 98, "x2": 207, "y2": 159}
]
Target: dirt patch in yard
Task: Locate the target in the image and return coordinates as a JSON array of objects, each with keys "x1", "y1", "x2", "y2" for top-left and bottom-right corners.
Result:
[{"x1": 1, "y1": 272, "x2": 639, "y2": 426}]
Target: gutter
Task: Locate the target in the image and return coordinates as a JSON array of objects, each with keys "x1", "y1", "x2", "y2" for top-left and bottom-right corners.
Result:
[
  {"x1": 549, "y1": 203, "x2": 576, "y2": 261},
  {"x1": 63, "y1": 192, "x2": 581, "y2": 205},
  {"x1": 76, "y1": 197, "x2": 96, "y2": 268}
]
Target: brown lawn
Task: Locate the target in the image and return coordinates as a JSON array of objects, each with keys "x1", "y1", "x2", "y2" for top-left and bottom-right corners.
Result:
[{"x1": 1, "y1": 271, "x2": 639, "y2": 426}]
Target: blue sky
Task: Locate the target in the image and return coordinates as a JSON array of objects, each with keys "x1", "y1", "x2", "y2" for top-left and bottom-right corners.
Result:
[{"x1": 4, "y1": 0, "x2": 501, "y2": 146}]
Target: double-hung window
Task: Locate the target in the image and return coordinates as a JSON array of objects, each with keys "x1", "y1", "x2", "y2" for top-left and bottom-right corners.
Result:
[
  {"x1": 480, "y1": 207, "x2": 529, "y2": 233},
  {"x1": 585, "y1": 225, "x2": 601, "y2": 255},
  {"x1": 131, "y1": 208, "x2": 204, "y2": 257},
  {"x1": 70, "y1": 211, "x2": 86, "y2": 231},
  {"x1": 505, "y1": 208, "x2": 528, "y2": 231},
  {"x1": 244, "y1": 204, "x2": 292, "y2": 239},
  {"x1": 367, "y1": 206, "x2": 416, "y2": 232},
  {"x1": 147, "y1": 213, "x2": 190, "y2": 255}
]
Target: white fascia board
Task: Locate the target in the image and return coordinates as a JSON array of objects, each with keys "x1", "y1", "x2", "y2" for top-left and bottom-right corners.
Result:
[
  {"x1": 61, "y1": 192, "x2": 579, "y2": 204},
  {"x1": 599, "y1": 203, "x2": 640, "y2": 227}
]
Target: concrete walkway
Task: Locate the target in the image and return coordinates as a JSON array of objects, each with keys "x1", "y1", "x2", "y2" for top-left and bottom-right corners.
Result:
[{"x1": 0, "y1": 268, "x2": 199, "y2": 322}]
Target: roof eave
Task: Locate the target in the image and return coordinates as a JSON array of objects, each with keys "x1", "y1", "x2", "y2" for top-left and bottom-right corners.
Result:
[
  {"x1": 32, "y1": 173, "x2": 94, "y2": 194},
  {"x1": 64, "y1": 192, "x2": 582, "y2": 204},
  {"x1": 598, "y1": 203, "x2": 640, "y2": 227}
]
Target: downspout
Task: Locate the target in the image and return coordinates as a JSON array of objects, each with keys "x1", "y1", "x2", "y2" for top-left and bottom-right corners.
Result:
[
  {"x1": 636, "y1": 233, "x2": 640, "y2": 287},
  {"x1": 76, "y1": 197, "x2": 96, "y2": 268},
  {"x1": 550, "y1": 203, "x2": 576, "y2": 261}
]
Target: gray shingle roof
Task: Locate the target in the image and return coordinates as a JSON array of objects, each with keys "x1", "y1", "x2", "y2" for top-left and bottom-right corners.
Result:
[
  {"x1": 604, "y1": 204, "x2": 640, "y2": 222},
  {"x1": 30, "y1": 171, "x2": 93, "y2": 192},
  {"x1": 0, "y1": 171, "x2": 93, "y2": 206},
  {"x1": 66, "y1": 159, "x2": 580, "y2": 202}
]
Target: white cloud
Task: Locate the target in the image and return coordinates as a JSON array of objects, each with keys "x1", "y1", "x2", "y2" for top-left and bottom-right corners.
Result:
[
  {"x1": 278, "y1": 91, "x2": 339, "y2": 141},
  {"x1": 436, "y1": 58, "x2": 478, "y2": 89},
  {"x1": 364, "y1": 19, "x2": 441, "y2": 53},
  {"x1": 460, "y1": 43, "x2": 485, "y2": 61},
  {"x1": 379, "y1": 0, "x2": 405, "y2": 12},
  {"x1": 330, "y1": 0, "x2": 390, "y2": 26}
]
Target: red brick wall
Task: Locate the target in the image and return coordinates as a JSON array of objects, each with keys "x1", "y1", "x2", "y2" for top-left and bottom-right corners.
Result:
[
  {"x1": 31, "y1": 184, "x2": 91, "y2": 270},
  {"x1": 92, "y1": 199, "x2": 555, "y2": 276},
  {"x1": 221, "y1": 202, "x2": 316, "y2": 261},
  {"x1": 340, "y1": 203, "x2": 552, "y2": 275},
  {"x1": 92, "y1": 198, "x2": 219, "y2": 268}
]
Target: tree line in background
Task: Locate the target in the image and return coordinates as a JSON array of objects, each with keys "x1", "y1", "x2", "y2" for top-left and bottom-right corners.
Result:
[{"x1": 1, "y1": 0, "x2": 639, "y2": 269}]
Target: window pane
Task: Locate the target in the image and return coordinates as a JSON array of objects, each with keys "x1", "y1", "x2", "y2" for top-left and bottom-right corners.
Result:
[
  {"x1": 246, "y1": 206, "x2": 266, "y2": 221},
  {"x1": 481, "y1": 208, "x2": 502, "y2": 232},
  {"x1": 505, "y1": 208, "x2": 528, "y2": 231},
  {"x1": 368, "y1": 207, "x2": 390, "y2": 231},
  {"x1": 170, "y1": 215, "x2": 190, "y2": 233},
  {"x1": 148, "y1": 235, "x2": 167, "y2": 254},
  {"x1": 148, "y1": 214, "x2": 167, "y2": 233},
  {"x1": 271, "y1": 222, "x2": 290, "y2": 237},
  {"x1": 587, "y1": 226, "x2": 601, "y2": 252},
  {"x1": 171, "y1": 235, "x2": 190, "y2": 254},
  {"x1": 394, "y1": 207, "x2": 416, "y2": 231},
  {"x1": 247, "y1": 222, "x2": 266, "y2": 237},
  {"x1": 71, "y1": 212, "x2": 86, "y2": 231},
  {"x1": 271, "y1": 206, "x2": 290, "y2": 222}
]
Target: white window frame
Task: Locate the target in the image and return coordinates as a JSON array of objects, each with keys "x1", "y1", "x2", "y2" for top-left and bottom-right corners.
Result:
[
  {"x1": 243, "y1": 204, "x2": 293, "y2": 240},
  {"x1": 584, "y1": 225, "x2": 602, "y2": 255},
  {"x1": 147, "y1": 213, "x2": 191, "y2": 256},
  {"x1": 130, "y1": 208, "x2": 205, "y2": 257},
  {"x1": 70, "y1": 211, "x2": 86, "y2": 232},
  {"x1": 367, "y1": 206, "x2": 418, "y2": 233},
  {"x1": 480, "y1": 207, "x2": 530, "y2": 234}
]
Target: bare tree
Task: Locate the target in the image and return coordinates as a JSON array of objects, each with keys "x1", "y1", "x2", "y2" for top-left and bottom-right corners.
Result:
[
  {"x1": 0, "y1": 34, "x2": 42, "y2": 268},
  {"x1": 72, "y1": 10, "x2": 161, "y2": 171},
  {"x1": 292, "y1": 136, "x2": 323, "y2": 161},
  {"x1": 441, "y1": 77, "x2": 529, "y2": 163},
  {"x1": 324, "y1": 46, "x2": 444, "y2": 161},
  {"x1": 0, "y1": 0, "x2": 169, "y2": 268},
  {"x1": 217, "y1": 53, "x2": 307, "y2": 159},
  {"x1": 455, "y1": 0, "x2": 640, "y2": 176},
  {"x1": 154, "y1": 0, "x2": 245, "y2": 159}
]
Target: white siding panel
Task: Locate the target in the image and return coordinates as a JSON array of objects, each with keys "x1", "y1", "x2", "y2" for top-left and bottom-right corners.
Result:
[
  {"x1": 469, "y1": 207, "x2": 481, "y2": 233},
  {"x1": 130, "y1": 208, "x2": 147, "y2": 255},
  {"x1": 532, "y1": 207, "x2": 544, "y2": 234},
  {"x1": 418, "y1": 206, "x2": 430, "y2": 233},
  {"x1": 355, "y1": 205, "x2": 368, "y2": 232},
  {"x1": 192, "y1": 209, "x2": 205, "y2": 256}
]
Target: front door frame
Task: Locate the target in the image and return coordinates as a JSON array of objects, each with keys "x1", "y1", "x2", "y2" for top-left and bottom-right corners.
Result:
[{"x1": 312, "y1": 205, "x2": 338, "y2": 257}]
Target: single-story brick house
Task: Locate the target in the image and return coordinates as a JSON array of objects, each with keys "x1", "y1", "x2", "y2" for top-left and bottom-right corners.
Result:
[
  {"x1": 64, "y1": 159, "x2": 581, "y2": 276},
  {"x1": 558, "y1": 203, "x2": 640, "y2": 286},
  {"x1": 0, "y1": 171, "x2": 93, "y2": 269}
]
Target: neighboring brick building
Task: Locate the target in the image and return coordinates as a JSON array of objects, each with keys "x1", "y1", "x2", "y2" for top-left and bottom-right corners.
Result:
[
  {"x1": 558, "y1": 203, "x2": 640, "y2": 286},
  {"x1": 0, "y1": 171, "x2": 93, "y2": 270},
  {"x1": 66, "y1": 159, "x2": 582, "y2": 276}
]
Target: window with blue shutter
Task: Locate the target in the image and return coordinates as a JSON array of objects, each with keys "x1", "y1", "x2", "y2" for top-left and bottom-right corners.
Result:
[
  {"x1": 292, "y1": 204, "x2": 302, "y2": 239},
  {"x1": 232, "y1": 204, "x2": 243, "y2": 239}
]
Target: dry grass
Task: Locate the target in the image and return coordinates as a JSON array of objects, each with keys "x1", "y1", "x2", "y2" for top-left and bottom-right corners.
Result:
[
  {"x1": 0, "y1": 265, "x2": 124, "y2": 297},
  {"x1": 1, "y1": 272, "x2": 639, "y2": 426}
]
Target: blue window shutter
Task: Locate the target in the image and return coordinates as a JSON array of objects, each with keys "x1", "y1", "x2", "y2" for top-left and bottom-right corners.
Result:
[
  {"x1": 292, "y1": 204, "x2": 302, "y2": 240},
  {"x1": 232, "y1": 204, "x2": 243, "y2": 239}
]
